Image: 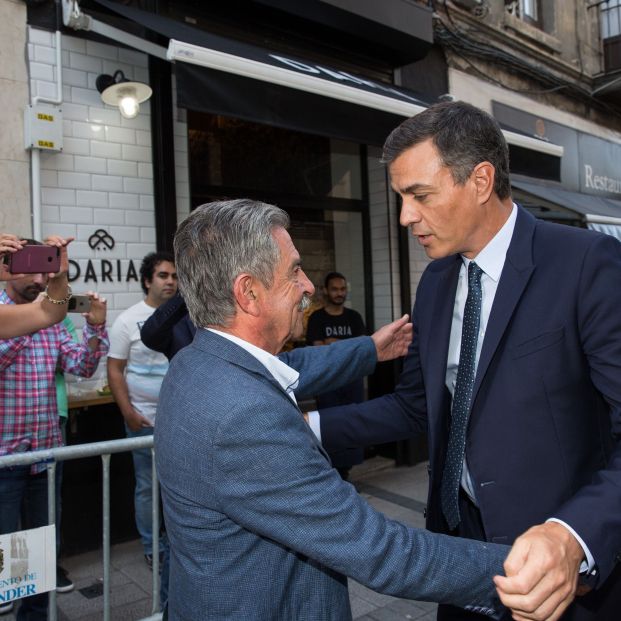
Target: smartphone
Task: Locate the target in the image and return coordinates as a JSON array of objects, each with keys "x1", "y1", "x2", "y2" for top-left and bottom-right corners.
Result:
[
  {"x1": 68, "y1": 294, "x2": 91, "y2": 313},
  {"x1": 5, "y1": 245, "x2": 61, "y2": 274}
]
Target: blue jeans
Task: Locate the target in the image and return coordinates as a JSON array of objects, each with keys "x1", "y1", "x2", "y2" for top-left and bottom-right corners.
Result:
[
  {"x1": 125, "y1": 425, "x2": 168, "y2": 607},
  {"x1": 0, "y1": 466, "x2": 51, "y2": 621}
]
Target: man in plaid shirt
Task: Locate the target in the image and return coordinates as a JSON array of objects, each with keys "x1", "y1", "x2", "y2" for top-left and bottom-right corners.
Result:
[{"x1": 0, "y1": 265, "x2": 108, "y2": 621}]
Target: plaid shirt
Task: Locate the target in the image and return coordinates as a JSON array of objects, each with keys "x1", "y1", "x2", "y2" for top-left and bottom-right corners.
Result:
[{"x1": 0, "y1": 290, "x2": 109, "y2": 473}]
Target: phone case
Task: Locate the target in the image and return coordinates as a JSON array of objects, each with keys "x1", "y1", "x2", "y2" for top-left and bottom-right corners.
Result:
[{"x1": 9, "y1": 245, "x2": 60, "y2": 274}]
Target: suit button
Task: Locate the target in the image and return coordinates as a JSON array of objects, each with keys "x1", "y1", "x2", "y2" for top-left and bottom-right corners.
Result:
[{"x1": 615, "y1": 553, "x2": 621, "y2": 563}]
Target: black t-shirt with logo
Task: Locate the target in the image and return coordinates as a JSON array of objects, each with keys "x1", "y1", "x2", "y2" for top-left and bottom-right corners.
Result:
[{"x1": 306, "y1": 307, "x2": 366, "y2": 345}]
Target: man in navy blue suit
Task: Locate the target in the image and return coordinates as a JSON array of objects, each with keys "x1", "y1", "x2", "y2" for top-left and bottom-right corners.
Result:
[{"x1": 315, "y1": 102, "x2": 621, "y2": 621}]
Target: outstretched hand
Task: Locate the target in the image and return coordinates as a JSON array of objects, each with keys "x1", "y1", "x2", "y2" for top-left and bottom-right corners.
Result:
[
  {"x1": 0, "y1": 234, "x2": 26, "y2": 281},
  {"x1": 371, "y1": 314, "x2": 413, "y2": 362},
  {"x1": 494, "y1": 522, "x2": 584, "y2": 621}
]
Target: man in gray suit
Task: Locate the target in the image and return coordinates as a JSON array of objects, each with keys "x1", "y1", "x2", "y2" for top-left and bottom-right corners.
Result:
[{"x1": 155, "y1": 199, "x2": 509, "y2": 621}]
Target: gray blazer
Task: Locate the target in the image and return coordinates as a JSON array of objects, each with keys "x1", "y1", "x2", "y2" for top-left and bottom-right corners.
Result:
[{"x1": 155, "y1": 329, "x2": 508, "y2": 620}]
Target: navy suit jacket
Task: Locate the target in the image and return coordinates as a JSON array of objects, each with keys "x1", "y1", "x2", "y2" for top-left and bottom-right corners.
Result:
[
  {"x1": 320, "y1": 206, "x2": 621, "y2": 618},
  {"x1": 155, "y1": 329, "x2": 508, "y2": 620}
]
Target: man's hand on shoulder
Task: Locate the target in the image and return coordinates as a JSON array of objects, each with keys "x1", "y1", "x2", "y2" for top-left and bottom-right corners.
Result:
[
  {"x1": 371, "y1": 314, "x2": 413, "y2": 362},
  {"x1": 494, "y1": 521, "x2": 584, "y2": 621}
]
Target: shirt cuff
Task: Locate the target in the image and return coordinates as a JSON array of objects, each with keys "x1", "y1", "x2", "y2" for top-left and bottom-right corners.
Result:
[
  {"x1": 308, "y1": 410, "x2": 321, "y2": 442},
  {"x1": 84, "y1": 322, "x2": 107, "y2": 337},
  {"x1": 547, "y1": 518, "x2": 596, "y2": 574}
]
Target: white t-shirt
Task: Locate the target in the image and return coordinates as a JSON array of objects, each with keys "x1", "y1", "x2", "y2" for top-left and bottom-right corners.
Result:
[{"x1": 108, "y1": 300, "x2": 169, "y2": 424}]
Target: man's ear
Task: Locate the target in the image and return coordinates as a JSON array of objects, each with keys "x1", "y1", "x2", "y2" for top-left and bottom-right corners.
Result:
[
  {"x1": 472, "y1": 161, "x2": 495, "y2": 203},
  {"x1": 233, "y1": 273, "x2": 260, "y2": 316}
]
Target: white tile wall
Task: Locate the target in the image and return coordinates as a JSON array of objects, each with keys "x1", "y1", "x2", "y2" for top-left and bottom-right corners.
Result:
[{"x1": 27, "y1": 28, "x2": 173, "y2": 392}]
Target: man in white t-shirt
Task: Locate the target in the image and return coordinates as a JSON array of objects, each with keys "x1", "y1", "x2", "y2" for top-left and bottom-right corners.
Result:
[{"x1": 107, "y1": 251, "x2": 177, "y2": 569}]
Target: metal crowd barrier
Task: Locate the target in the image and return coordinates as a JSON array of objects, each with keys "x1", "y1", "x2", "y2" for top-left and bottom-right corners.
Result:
[{"x1": 0, "y1": 437, "x2": 162, "y2": 621}]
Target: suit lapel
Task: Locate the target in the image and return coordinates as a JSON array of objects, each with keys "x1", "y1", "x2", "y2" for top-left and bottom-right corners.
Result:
[
  {"x1": 193, "y1": 329, "x2": 332, "y2": 462},
  {"x1": 472, "y1": 206, "x2": 536, "y2": 401},
  {"x1": 424, "y1": 257, "x2": 461, "y2": 417}
]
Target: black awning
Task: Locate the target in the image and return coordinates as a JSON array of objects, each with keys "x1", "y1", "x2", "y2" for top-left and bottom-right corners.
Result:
[
  {"x1": 92, "y1": 0, "x2": 428, "y2": 145},
  {"x1": 512, "y1": 177, "x2": 621, "y2": 222}
]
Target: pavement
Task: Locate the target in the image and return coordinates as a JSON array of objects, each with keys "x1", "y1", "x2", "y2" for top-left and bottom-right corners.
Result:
[{"x1": 3, "y1": 457, "x2": 438, "y2": 621}]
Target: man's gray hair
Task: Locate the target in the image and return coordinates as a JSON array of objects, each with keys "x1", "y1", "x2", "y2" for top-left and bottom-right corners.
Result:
[{"x1": 173, "y1": 199, "x2": 290, "y2": 328}]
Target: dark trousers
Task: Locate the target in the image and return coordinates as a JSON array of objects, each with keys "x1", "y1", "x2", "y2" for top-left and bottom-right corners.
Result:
[{"x1": 0, "y1": 466, "x2": 51, "y2": 621}]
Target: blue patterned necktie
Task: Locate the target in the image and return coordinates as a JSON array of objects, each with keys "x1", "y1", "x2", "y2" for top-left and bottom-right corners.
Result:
[{"x1": 441, "y1": 261, "x2": 483, "y2": 531}]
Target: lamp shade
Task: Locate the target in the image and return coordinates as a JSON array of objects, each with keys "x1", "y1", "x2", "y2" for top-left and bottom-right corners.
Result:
[{"x1": 96, "y1": 70, "x2": 152, "y2": 119}]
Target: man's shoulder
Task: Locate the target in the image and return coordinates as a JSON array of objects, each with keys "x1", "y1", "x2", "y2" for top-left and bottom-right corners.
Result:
[{"x1": 113, "y1": 300, "x2": 151, "y2": 324}]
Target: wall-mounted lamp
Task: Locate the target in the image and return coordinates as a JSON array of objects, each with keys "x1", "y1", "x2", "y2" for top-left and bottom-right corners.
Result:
[{"x1": 95, "y1": 70, "x2": 152, "y2": 119}]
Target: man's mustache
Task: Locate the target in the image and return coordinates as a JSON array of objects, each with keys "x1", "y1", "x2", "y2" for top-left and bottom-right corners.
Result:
[{"x1": 298, "y1": 295, "x2": 311, "y2": 312}]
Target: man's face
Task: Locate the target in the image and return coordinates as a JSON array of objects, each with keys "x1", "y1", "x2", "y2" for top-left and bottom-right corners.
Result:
[
  {"x1": 7, "y1": 272, "x2": 49, "y2": 304},
  {"x1": 325, "y1": 277, "x2": 347, "y2": 306},
  {"x1": 389, "y1": 139, "x2": 486, "y2": 259},
  {"x1": 145, "y1": 261, "x2": 178, "y2": 306},
  {"x1": 260, "y1": 228, "x2": 315, "y2": 351}
]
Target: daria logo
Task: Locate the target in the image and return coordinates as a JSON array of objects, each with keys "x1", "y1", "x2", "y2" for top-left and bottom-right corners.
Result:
[{"x1": 88, "y1": 229, "x2": 115, "y2": 251}]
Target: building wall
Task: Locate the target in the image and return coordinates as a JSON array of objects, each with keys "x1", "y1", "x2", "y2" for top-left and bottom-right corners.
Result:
[{"x1": 0, "y1": 0, "x2": 31, "y2": 236}]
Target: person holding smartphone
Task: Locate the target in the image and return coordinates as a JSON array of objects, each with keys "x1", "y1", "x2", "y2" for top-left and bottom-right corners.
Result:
[
  {"x1": 0, "y1": 239, "x2": 108, "y2": 620},
  {"x1": 0, "y1": 233, "x2": 73, "y2": 338}
]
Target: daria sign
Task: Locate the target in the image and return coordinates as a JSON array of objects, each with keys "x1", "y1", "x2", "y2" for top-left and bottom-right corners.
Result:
[{"x1": 0, "y1": 526, "x2": 55, "y2": 605}]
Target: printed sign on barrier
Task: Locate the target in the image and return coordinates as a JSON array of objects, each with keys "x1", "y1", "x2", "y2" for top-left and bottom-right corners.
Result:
[{"x1": 0, "y1": 526, "x2": 55, "y2": 605}]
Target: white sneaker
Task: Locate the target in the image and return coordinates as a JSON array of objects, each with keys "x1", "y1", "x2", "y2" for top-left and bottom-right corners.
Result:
[{"x1": 0, "y1": 602, "x2": 13, "y2": 615}]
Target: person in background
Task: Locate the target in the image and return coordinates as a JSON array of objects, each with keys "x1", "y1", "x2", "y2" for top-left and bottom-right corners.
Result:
[
  {"x1": 107, "y1": 251, "x2": 177, "y2": 607},
  {"x1": 306, "y1": 271, "x2": 366, "y2": 479},
  {"x1": 0, "y1": 239, "x2": 107, "y2": 620}
]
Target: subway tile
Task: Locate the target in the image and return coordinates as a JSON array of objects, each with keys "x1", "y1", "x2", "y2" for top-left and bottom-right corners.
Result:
[
  {"x1": 123, "y1": 177, "x2": 153, "y2": 195},
  {"x1": 107, "y1": 159, "x2": 137, "y2": 177},
  {"x1": 58, "y1": 171, "x2": 91, "y2": 190},
  {"x1": 104, "y1": 125, "x2": 136, "y2": 144},
  {"x1": 122, "y1": 144, "x2": 151, "y2": 163},
  {"x1": 92, "y1": 174, "x2": 123, "y2": 192},
  {"x1": 109, "y1": 192, "x2": 139, "y2": 209},
  {"x1": 76, "y1": 190, "x2": 108, "y2": 208},
  {"x1": 74, "y1": 156, "x2": 107, "y2": 174},
  {"x1": 41, "y1": 187, "x2": 76, "y2": 205},
  {"x1": 85, "y1": 40, "x2": 119, "y2": 61},
  {"x1": 60, "y1": 206, "x2": 93, "y2": 224},
  {"x1": 69, "y1": 52, "x2": 102, "y2": 74},
  {"x1": 29, "y1": 28, "x2": 54, "y2": 47},
  {"x1": 94, "y1": 208, "x2": 125, "y2": 225},
  {"x1": 63, "y1": 137, "x2": 90, "y2": 156},
  {"x1": 124, "y1": 210, "x2": 154, "y2": 227},
  {"x1": 88, "y1": 106, "x2": 121, "y2": 126},
  {"x1": 91, "y1": 141, "x2": 122, "y2": 159}
]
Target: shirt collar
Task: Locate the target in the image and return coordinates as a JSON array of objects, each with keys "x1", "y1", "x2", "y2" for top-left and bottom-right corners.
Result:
[
  {"x1": 461, "y1": 203, "x2": 517, "y2": 282},
  {"x1": 207, "y1": 328, "x2": 300, "y2": 395}
]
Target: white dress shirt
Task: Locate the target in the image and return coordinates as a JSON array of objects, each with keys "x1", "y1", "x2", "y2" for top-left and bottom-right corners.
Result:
[{"x1": 207, "y1": 329, "x2": 300, "y2": 404}]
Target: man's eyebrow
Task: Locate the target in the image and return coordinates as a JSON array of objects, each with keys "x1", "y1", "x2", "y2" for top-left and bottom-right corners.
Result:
[{"x1": 392, "y1": 183, "x2": 433, "y2": 194}]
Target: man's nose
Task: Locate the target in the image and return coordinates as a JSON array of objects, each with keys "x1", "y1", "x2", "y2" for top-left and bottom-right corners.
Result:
[
  {"x1": 301, "y1": 271, "x2": 315, "y2": 296},
  {"x1": 399, "y1": 199, "x2": 421, "y2": 227},
  {"x1": 33, "y1": 273, "x2": 46, "y2": 286}
]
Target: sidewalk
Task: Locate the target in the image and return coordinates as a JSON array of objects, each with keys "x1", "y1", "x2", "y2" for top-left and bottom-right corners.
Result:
[{"x1": 4, "y1": 457, "x2": 437, "y2": 621}]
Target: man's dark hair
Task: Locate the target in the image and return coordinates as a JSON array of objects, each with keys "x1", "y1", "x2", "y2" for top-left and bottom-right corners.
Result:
[
  {"x1": 382, "y1": 101, "x2": 511, "y2": 200},
  {"x1": 140, "y1": 251, "x2": 174, "y2": 294},
  {"x1": 324, "y1": 272, "x2": 346, "y2": 288}
]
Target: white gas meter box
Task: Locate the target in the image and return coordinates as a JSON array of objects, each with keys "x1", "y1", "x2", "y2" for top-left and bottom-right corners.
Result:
[{"x1": 24, "y1": 104, "x2": 63, "y2": 152}]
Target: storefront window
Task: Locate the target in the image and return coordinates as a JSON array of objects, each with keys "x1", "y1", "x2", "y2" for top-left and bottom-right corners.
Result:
[
  {"x1": 187, "y1": 111, "x2": 369, "y2": 338},
  {"x1": 188, "y1": 113, "x2": 362, "y2": 199}
]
